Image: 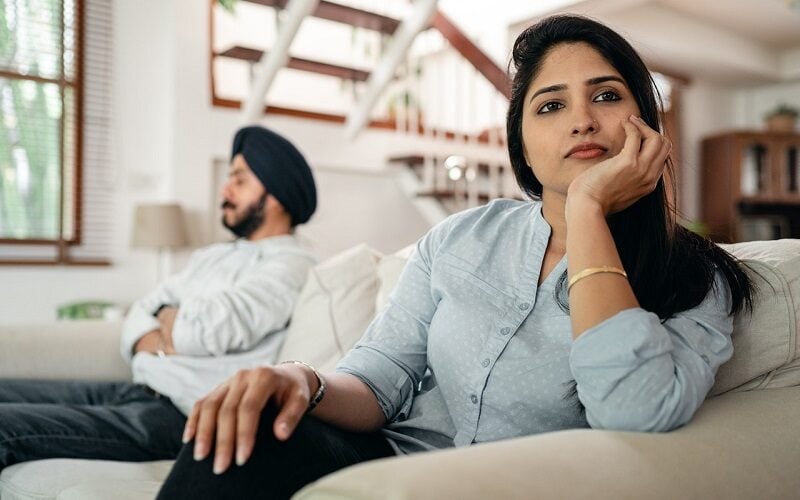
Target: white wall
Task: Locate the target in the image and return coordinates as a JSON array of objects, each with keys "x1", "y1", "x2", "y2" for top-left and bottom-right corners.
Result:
[
  {"x1": 678, "y1": 82, "x2": 738, "y2": 220},
  {"x1": 731, "y1": 81, "x2": 800, "y2": 128}
]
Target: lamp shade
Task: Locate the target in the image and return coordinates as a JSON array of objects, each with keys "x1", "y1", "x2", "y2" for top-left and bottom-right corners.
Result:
[{"x1": 131, "y1": 203, "x2": 188, "y2": 249}]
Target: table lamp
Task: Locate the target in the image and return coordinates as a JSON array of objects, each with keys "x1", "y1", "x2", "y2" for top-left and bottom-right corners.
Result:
[{"x1": 131, "y1": 203, "x2": 188, "y2": 282}]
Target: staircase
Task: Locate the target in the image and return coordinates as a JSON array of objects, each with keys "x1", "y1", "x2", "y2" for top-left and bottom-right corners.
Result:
[{"x1": 210, "y1": 0, "x2": 519, "y2": 214}]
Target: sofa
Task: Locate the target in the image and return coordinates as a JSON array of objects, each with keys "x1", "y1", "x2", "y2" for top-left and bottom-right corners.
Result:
[{"x1": 1, "y1": 239, "x2": 798, "y2": 499}]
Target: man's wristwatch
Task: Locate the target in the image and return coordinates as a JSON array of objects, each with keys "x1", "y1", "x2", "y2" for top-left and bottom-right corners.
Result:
[
  {"x1": 152, "y1": 303, "x2": 172, "y2": 318},
  {"x1": 280, "y1": 360, "x2": 327, "y2": 412}
]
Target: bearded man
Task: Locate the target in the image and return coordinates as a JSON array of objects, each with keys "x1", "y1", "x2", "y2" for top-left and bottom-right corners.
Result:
[{"x1": 0, "y1": 126, "x2": 318, "y2": 470}]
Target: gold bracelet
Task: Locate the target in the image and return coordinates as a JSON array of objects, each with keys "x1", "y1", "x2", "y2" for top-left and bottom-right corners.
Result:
[{"x1": 567, "y1": 266, "x2": 628, "y2": 292}]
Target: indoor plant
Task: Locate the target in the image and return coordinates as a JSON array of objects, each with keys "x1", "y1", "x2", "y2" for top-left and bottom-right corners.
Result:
[{"x1": 764, "y1": 103, "x2": 799, "y2": 132}]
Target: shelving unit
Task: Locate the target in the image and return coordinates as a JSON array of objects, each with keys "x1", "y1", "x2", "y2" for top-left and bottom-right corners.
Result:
[{"x1": 701, "y1": 131, "x2": 800, "y2": 242}]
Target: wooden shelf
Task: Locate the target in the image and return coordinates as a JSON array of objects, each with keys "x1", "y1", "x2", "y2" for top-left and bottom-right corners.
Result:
[
  {"x1": 702, "y1": 130, "x2": 800, "y2": 242},
  {"x1": 739, "y1": 196, "x2": 800, "y2": 205}
]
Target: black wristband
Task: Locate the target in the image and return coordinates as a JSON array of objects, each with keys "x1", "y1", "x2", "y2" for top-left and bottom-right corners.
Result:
[{"x1": 152, "y1": 303, "x2": 172, "y2": 318}]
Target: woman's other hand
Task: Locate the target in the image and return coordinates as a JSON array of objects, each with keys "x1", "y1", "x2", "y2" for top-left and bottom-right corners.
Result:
[
  {"x1": 182, "y1": 364, "x2": 317, "y2": 475},
  {"x1": 566, "y1": 115, "x2": 671, "y2": 216}
]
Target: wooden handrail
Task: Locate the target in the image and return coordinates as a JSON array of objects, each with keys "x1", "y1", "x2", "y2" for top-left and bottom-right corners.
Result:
[{"x1": 430, "y1": 10, "x2": 510, "y2": 99}]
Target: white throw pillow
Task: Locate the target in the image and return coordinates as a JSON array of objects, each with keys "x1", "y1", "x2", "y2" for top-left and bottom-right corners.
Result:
[
  {"x1": 712, "y1": 239, "x2": 800, "y2": 395},
  {"x1": 278, "y1": 244, "x2": 383, "y2": 373},
  {"x1": 375, "y1": 244, "x2": 416, "y2": 312}
]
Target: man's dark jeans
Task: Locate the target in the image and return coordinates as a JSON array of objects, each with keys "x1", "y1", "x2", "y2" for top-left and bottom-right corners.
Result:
[{"x1": 0, "y1": 379, "x2": 186, "y2": 471}]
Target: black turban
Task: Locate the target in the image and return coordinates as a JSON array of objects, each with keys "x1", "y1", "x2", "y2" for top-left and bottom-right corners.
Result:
[{"x1": 231, "y1": 126, "x2": 317, "y2": 225}]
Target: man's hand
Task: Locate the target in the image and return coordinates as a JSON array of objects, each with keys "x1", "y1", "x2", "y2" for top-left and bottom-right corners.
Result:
[
  {"x1": 134, "y1": 329, "x2": 163, "y2": 354},
  {"x1": 134, "y1": 328, "x2": 176, "y2": 356},
  {"x1": 156, "y1": 307, "x2": 179, "y2": 353}
]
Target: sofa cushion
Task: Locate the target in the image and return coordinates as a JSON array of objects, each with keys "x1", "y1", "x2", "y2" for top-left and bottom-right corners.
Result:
[
  {"x1": 277, "y1": 244, "x2": 383, "y2": 373},
  {"x1": 0, "y1": 459, "x2": 171, "y2": 500},
  {"x1": 0, "y1": 321, "x2": 129, "y2": 382},
  {"x1": 712, "y1": 239, "x2": 800, "y2": 395},
  {"x1": 296, "y1": 386, "x2": 800, "y2": 500}
]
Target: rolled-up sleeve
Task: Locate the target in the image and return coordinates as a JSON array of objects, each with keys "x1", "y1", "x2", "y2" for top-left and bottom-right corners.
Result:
[
  {"x1": 569, "y1": 270, "x2": 734, "y2": 432},
  {"x1": 336, "y1": 218, "x2": 453, "y2": 422},
  {"x1": 171, "y1": 252, "x2": 314, "y2": 356}
]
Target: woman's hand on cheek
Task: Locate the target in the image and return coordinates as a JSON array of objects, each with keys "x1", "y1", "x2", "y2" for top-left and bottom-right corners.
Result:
[{"x1": 566, "y1": 115, "x2": 671, "y2": 217}]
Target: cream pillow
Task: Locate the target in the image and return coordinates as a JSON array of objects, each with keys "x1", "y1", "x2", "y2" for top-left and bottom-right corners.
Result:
[
  {"x1": 711, "y1": 239, "x2": 800, "y2": 395},
  {"x1": 278, "y1": 244, "x2": 383, "y2": 373},
  {"x1": 375, "y1": 244, "x2": 416, "y2": 312}
]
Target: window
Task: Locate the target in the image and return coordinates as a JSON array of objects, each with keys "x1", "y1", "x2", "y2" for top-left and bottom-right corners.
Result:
[{"x1": 0, "y1": 0, "x2": 111, "y2": 264}]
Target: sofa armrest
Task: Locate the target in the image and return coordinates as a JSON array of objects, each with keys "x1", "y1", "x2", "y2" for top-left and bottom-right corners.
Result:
[
  {"x1": 0, "y1": 321, "x2": 130, "y2": 381},
  {"x1": 295, "y1": 387, "x2": 800, "y2": 500}
]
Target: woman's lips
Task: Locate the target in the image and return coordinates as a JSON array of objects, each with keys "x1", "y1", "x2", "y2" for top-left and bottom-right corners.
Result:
[{"x1": 568, "y1": 148, "x2": 606, "y2": 160}]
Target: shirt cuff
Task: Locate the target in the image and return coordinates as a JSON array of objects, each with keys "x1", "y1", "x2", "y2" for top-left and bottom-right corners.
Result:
[{"x1": 336, "y1": 346, "x2": 415, "y2": 422}]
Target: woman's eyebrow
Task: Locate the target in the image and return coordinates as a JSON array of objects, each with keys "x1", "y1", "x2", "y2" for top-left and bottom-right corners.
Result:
[
  {"x1": 586, "y1": 75, "x2": 626, "y2": 86},
  {"x1": 529, "y1": 84, "x2": 566, "y2": 104},
  {"x1": 529, "y1": 75, "x2": 626, "y2": 104}
]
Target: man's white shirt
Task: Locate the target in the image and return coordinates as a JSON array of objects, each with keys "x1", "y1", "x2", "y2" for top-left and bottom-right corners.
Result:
[{"x1": 121, "y1": 235, "x2": 317, "y2": 414}]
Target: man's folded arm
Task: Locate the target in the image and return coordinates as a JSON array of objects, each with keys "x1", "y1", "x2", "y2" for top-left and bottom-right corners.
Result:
[
  {"x1": 119, "y1": 253, "x2": 200, "y2": 362},
  {"x1": 170, "y1": 253, "x2": 314, "y2": 356}
]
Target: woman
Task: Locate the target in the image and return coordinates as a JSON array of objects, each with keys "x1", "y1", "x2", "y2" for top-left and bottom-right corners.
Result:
[{"x1": 158, "y1": 14, "x2": 755, "y2": 499}]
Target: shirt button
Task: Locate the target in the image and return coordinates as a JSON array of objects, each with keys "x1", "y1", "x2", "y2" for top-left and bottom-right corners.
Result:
[
  {"x1": 481, "y1": 358, "x2": 490, "y2": 367},
  {"x1": 500, "y1": 327, "x2": 511, "y2": 335},
  {"x1": 519, "y1": 302, "x2": 530, "y2": 310},
  {"x1": 470, "y1": 394, "x2": 478, "y2": 404}
]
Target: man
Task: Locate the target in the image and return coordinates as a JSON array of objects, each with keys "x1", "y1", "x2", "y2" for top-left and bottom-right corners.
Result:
[{"x1": 0, "y1": 126, "x2": 318, "y2": 470}]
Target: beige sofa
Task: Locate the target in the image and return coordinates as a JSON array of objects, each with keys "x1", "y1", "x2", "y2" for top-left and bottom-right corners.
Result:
[{"x1": 1, "y1": 239, "x2": 798, "y2": 499}]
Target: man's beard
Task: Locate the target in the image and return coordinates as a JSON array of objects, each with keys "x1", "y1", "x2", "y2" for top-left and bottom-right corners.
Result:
[{"x1": 222, "y1": 193, "x2": 268, "y2": 238}]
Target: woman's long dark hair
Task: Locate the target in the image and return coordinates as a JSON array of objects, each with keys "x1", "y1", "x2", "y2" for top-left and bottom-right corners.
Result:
[{"x1": 506, "y1": 15, "x2": 755, "y2": 321}]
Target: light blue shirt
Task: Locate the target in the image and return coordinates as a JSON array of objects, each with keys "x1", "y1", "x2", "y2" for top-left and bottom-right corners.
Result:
[{"x1": 337, "y1": 199, "x2": 734, "y2": 454}]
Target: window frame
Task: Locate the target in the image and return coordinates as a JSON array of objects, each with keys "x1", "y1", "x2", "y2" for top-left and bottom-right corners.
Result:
[{"x1": 0, "y1": 0, "x2": 84, "y2": 250}]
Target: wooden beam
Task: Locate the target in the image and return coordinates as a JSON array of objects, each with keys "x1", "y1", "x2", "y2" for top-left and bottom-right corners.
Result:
[
  {"x1": 213, "y1": 96, "x2": 397, "y2": 129},
  {"x1": 430, "y1": 10, "x2": 510, "y2": 99},
  {"x1": 218, "y1": 46, "x2": 371, "y2": 81},
  {"x1": 344, "y1": 0, "x2": 438, "y2": 139},
  {"x1": 242, "y1": 0, "x2": 400, "y2": 34},
  {"x1": 241, "y1": 0, "x2": 318, "y2": 123},
  {"x1": 213, "y1": 95, "x2": 508, "y2": 144}
]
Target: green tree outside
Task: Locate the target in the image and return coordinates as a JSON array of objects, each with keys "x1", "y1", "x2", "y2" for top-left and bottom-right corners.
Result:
[{"x1": 0, "y1": 0, "x2": 72, "y2": 240}]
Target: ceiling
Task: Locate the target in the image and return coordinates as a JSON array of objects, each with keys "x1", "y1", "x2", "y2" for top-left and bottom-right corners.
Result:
[
  {"x1": 503, "y1": 0, "x2": 800, "y2": 85},
  {"x1": 656, "y1": 0, "x2": 800, "y2": 50}
]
